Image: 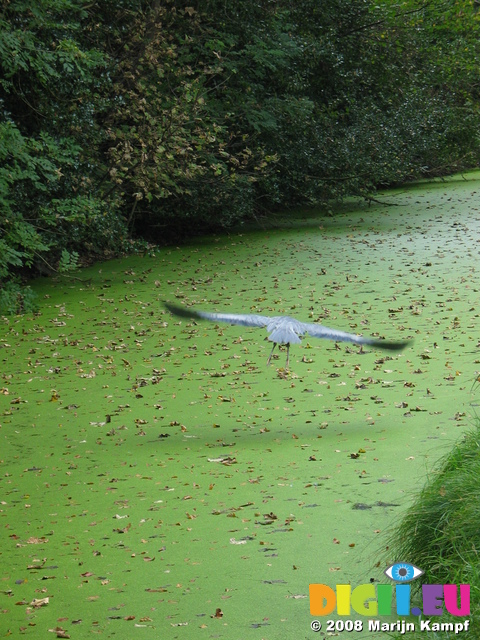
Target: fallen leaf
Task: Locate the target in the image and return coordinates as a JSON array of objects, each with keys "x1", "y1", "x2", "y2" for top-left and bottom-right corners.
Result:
[
  {"x1": 30, "y1": 597, "x2": 49, "y2": 607},
  {"x1": 27, "y1": 537, "x2": 48, "y2": 544},
  {"x1": 48, "y1": 627, "x2": 70, "y2": 638}
]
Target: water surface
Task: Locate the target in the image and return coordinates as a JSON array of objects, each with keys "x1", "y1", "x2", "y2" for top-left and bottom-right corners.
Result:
[{"x1": 1, "y1": 173, "x2": 479, "y2": 637}]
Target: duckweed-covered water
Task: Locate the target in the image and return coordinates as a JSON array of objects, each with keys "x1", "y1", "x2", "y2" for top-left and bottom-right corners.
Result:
[{"x1": 1, "y1": 173, "x2": 479, "y2": 638}]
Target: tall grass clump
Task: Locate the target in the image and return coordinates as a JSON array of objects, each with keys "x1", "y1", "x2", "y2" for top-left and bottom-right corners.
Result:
[{"x1": 388, "y1": 424, "x2": 480, "y2": 638}]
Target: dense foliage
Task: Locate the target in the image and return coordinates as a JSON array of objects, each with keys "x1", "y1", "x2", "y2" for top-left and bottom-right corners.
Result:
[{"x1": 1, "y1": 0, "x2": 480, "y2": 311}]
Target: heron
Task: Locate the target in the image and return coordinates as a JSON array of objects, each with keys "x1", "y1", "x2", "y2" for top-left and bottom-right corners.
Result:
[{"x1": 164, "y1": 302, "x2": 410, "y2": 369}]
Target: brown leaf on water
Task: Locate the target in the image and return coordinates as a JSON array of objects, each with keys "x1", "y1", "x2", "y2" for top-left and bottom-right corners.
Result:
[
  {"x1": 211, "y1": 608, "x2": 223, "y2": 618},
  {"x1": 208, "y1": 456, "x2": 237, "y2": 465},
  {"x1": 26, "y1": 537, "x2": 48, "y2": 544},
  {"x1": 27, "y1": 557, "x2": 47, "y2": 569},
  {"x1": 263, "y1": 512, "x2": 277, "y2": 521},
  {"x1": 48, "y1": 627, "x2": 70, "y2": 638},
  {"x1": 30, "y1": 597, "x2": 49, "y2": 607}
]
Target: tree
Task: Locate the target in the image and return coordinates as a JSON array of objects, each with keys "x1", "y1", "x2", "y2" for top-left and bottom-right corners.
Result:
[{"x1": 2, "y1": 0, "x2": 480, "y2": 312}]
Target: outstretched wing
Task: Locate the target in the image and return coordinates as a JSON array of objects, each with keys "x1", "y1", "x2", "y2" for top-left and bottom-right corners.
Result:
[
  {"x1": 302, "y1": 321, "x2": 410, "y2": 352},
  {"x1": 164, "y1": 302, "x2": 272, "y2": 329}
]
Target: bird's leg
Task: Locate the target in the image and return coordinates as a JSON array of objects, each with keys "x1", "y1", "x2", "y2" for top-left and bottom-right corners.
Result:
[
  {"x1": 266, "y1": 342, "x2": 276, "y2": 366},
  {"x1": 285, "y1": 343, "x2": 290, "y2": 370}
]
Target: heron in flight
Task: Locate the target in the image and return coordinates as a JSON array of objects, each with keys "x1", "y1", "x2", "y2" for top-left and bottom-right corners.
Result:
[{"x1": 164, "y1": 302, "x2": 410, "y2": 369}]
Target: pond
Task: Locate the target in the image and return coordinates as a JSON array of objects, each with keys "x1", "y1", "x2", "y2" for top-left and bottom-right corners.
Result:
[{"x1": 1, "y1": 173, "x2": 479, "y2": 638}]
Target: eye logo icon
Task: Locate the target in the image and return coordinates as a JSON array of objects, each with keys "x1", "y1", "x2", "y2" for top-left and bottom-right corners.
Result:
[{"x1": 384, "y1": 563, "x2": 424, "y2": 583}]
